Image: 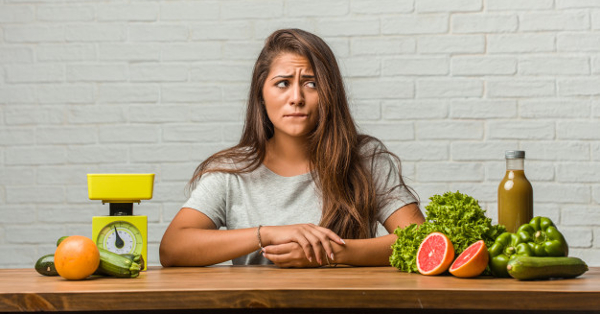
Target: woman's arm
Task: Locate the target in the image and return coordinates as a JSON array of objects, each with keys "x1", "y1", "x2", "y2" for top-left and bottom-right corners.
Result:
[
  {"x1": 159, "y1": 208, "x2": 260, "y2": 266},
  {"x1": 262, "y1": 202, "x2": 424, "y2": 267},
  {"x1": 160, "y1": 207, "x2": 346, "y2": 267},
  {"x1": 333, "y1": 202, "x2": 424, "y2": 266}
]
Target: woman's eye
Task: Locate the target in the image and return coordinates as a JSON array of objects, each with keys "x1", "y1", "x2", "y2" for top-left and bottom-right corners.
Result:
[
  {"x1": 276, "y1": 81, "x2": 288, "y2": 88},
  {"x1": 306, "y1": 81, "x2": 316, "y2": 89}
]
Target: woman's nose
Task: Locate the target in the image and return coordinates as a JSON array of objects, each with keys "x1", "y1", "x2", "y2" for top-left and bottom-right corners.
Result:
[{"x1": 289, "y1": 82, "x2": 304, "y2": 106}]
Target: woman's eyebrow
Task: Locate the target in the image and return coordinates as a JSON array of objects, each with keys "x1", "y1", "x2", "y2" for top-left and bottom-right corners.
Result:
[{"x1": 270, "y1": 74, "x2": 315, "y2": 81}]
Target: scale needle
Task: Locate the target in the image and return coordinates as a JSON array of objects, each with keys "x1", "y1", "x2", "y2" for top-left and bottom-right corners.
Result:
[{"x1": 114, "y1": 225, "x2": 125, "y2": 249}]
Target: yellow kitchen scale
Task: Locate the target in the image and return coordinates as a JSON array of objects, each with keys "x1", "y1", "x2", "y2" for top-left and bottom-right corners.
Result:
[{"x1": 88, "y1": 173, "x2": 154, "y2": 271}]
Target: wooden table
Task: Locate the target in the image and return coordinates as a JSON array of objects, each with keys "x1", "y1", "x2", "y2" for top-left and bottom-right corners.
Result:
[{"x1": 1, "y1": 266, "x2": 599, "y2": 313}]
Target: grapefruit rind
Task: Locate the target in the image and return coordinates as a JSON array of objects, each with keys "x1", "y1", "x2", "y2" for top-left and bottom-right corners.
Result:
[
  {"x1": 449, "y1": 240, "x2": 489, "y2": 278},
  {"x1": 416, "y1": 232, "x2": 455, "y2": 276}
]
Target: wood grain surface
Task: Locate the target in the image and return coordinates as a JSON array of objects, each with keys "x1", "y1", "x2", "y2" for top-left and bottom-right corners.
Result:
[{"x1": 1, "y1": 266, "x2": 598, "y2": 313}]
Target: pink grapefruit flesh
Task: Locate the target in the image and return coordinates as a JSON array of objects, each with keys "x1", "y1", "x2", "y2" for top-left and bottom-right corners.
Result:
[
  {"x1": 449, "y1": 240, "x2": 489, "y2": 278},
  {"x1": 416, "y1": 232, "x2": 455, "y2": 276}
]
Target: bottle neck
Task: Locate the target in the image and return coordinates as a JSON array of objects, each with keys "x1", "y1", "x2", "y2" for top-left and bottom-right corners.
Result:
[{"x1": 506, "y1": 158, "x2": 525, "y2": 171}]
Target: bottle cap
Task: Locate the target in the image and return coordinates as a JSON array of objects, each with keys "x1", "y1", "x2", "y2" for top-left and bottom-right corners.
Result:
[{"x1": 505, "y1": 150, "x2": 525, "y2": 159}]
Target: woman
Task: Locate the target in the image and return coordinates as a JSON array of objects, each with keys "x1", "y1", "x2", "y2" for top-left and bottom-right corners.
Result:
[{"x1": 160, "y1": 29, "x2": 424, "y2": 268}]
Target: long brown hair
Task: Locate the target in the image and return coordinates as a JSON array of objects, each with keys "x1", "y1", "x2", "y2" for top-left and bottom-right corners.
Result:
[{"x1": 189, "y1": 29, "x2": 417, "y2": 239}]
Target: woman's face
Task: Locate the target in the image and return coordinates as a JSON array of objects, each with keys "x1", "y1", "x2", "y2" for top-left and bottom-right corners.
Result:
[{"x1": 262, "y1": 53, "x2": 319, "y2": 140}]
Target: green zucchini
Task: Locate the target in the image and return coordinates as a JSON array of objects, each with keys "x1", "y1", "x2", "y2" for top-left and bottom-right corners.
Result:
[
  {"x1": 507, "y1": 256, "x2": 588, "y2": 280},
  {"x1": 96, "y1": 247, "x2": 141, "y2": 278},
  {"x1": 120, "y1": 253, "x2": 145, "y2": 270},
  {"x1": 35, "y1": 254, "x2": 58, "y2": 276}
]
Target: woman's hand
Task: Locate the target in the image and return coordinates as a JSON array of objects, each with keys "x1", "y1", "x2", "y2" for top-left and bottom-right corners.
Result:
[
  {"x1": 261, "y1": 224, "x2": 344, "y2": 265},
  {"x1": 262, "y1": 242, "x2": 325, "y2": 268}
]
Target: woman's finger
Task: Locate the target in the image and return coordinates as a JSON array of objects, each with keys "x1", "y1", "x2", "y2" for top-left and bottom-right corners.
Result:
[
  {"x1": 263, "y1": 243, "x2": 308, "y2": 268},
  {"x1": 298, "y1": 226, "x2": 329, "y2": 265},
  {"x1": 261, "y1": 242, "x2": 295, "y2": 255},
  {"x1": 305, "y1": 225, "x2": 339, "y2": 263},
  {"x1": 293, "y1": 229, "x2": 320, "y2": 264},
  {"x1": 313, "y1": 224, "x2": 346, "y2": 245},
  {"x1": 263, "y1": 251, "x2": 290, "y2": 267}
]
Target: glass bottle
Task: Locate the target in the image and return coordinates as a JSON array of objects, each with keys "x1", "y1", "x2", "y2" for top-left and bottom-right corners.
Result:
[{"x1": 498, "y1": 150, "x2": 533, "y2": 233}]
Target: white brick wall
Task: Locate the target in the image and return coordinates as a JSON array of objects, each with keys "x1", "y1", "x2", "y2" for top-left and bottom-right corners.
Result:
[{"x1": 1, "y1": 0, "x2": 599, "y2": 268}]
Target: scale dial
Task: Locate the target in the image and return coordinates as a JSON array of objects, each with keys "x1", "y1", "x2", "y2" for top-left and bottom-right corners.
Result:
[{"x1": 96, "y1": 221, "x2": 143, "y2": 255}]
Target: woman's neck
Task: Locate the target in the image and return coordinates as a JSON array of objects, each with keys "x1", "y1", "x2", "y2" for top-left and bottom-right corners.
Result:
[{"x1": 263, "y1": 134, "x2": 311, "y2": 177}]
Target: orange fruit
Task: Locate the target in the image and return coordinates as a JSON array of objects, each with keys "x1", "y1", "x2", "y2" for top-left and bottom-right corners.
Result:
[
  {"x1": 54, "y1": 235, "x2": 100, "y2": 280},
  {"x1": 449, "y1": 240, "x2": 489, "y2": 278},
  {"x1": 416, "y1": 232, "x2": 455, "y2": 276}
]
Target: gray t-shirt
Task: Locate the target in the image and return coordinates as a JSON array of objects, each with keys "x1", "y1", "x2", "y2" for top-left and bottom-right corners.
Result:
[{"x1": 182, "y1": 150, "x2": 416, "y2": 265}]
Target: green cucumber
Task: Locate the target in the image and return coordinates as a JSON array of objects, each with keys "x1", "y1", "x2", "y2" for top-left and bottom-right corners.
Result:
[
  {"x1": 35, "y1": 254, "x2": 59, "y2": 276},
  {"x1": 507, "y1": 256, "x2": 588, "y2": 280}
]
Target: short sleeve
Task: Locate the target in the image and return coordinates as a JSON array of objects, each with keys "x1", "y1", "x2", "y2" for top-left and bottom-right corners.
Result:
[
  {"x1": 369, "y1": 148, "x2": 417, "y2": 224},
  {"x1": 182, "y1": 172, "x2": 228, "y2": 229}
]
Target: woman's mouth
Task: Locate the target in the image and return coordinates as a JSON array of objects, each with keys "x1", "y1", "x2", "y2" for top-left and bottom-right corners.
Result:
[{"x1": 284, "y1": 113, "x2": 308, "y2": 118}]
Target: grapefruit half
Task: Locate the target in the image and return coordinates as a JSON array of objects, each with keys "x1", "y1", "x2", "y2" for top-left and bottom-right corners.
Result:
[
  {"x1": 449, "y1": 240, "x2": 489, "y2": 278},
  {"x1": 416, "y1": 232, "x2": 455, "y2": 276}
]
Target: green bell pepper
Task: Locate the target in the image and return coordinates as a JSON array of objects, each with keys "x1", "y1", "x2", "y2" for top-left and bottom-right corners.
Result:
[
  {"x1": 516, "y1": 216, "x2": 569, "y2": 257},
  {"x1": 488, "y1": 232, "x2": 534, "y2": 277},
  {"x1": 488, "y1": 216, "x2": 569, "y2": 277}
]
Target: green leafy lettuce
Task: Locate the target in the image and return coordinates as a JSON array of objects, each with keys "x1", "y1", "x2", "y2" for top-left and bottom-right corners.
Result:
[{"x1": 390, "y1": 191, "x2": 506, "y2": 273}]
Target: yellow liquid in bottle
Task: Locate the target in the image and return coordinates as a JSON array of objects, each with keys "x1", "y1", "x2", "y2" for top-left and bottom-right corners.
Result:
[{"x1": 498, "y1": 170, "x2": 533, "y2": 233}]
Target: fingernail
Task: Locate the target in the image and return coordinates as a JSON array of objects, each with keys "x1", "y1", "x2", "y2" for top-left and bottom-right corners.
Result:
[
  {"x1": 340, "y1": 238, "x2": 346, "y2": 244},
  {"x1": 330, "y1": 253, "x2": 335, "y2": 261},
  {"x1": 308, "y1": 257, "x2": 312, "y2": 262}
]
